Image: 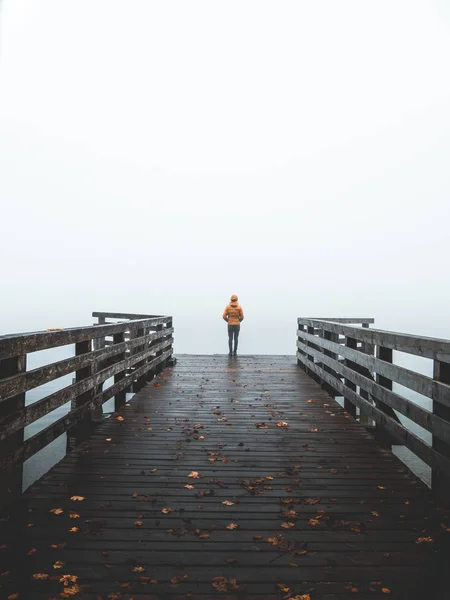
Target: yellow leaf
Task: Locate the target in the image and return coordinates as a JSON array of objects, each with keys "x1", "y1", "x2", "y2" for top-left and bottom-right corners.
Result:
[{"x1": 69, "y1": 527, "x2": 79, "y2": 533}]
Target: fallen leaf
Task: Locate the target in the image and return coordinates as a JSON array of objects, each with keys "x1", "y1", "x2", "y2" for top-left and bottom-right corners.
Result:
[
  {"x1": 276, "y1": 584, "x2": 290, "y2": 592},
  {"x1": 188, "y1": 471, "x2": 200, "y2": 478},
  {"x1": 382, "y1": 589, "x2": 391, "y2": 594},
  {"x1": 161, "y1": 508, "x2": 172, "y2": 514},
  {"x1": 8, "y1": 595, "x2": 19, "y2": 600},
  {"x1": 378, "y1": 486, "x2": 386, "y2": 490},
  {"x1": 371, "y1": 511, "x2": 380, "y2": 517},
  {"x1": 53, "y1": 561, "x2": 64, "y2": 569},
  {"x1": 133, "y1": 566, "x2": 146, "y2": 573},
  {"x1": 184, "y1": 484, "x2": 195, "y2": 489},
  {"x1": 33, "y1": 573, "x2": 49, "y2": 580},
  {"x1": 50, "y1": 508, "x2": 64, "y2": 515},
  {"x1": 134, "y1": 521, "x2": 144, "y2": 527},
  {"x1": 69, "y1": 527, "x2": 79, "y2": 533},
  {"x1": 416, "y1": 536, "x2": 434, "y2": 544},
  {"x1": 116, "y1": 416, "x2": 124, "y2": 421},
  {"x1": 222, "y1": 500, "x2": 235, "y2": 506},
  {"x1": 70, "y1": 496, "x2": 85, "y2": 501},
  {"x1": 226, "y1": 523, "x2": 239, "y2": 530},
  {"x1": 281, "y1": 522, "x2": 296, "y2": 529},
  {"x1": 27, "y1": 548, "x2": 37, "y2": 555}
]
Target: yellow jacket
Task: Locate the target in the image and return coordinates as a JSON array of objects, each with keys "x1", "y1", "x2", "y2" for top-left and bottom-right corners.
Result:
[{"x1": 223, "y1": 295, "x2": 244, "y2": 326}]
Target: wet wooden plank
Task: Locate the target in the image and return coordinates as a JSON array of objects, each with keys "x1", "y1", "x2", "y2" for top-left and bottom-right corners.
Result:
[{"x1": 2, "y1": 355, "x2": 448, "y2": 600}]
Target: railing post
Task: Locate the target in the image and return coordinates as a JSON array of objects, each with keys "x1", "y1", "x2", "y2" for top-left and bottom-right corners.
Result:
[
  {"x1": 67, "y1": 340, "x2": 94, "y2": 452},
  {"x1": 432, "y1": 359, "x2": 450, "y2": 499},
  {"x1": 322, "y1": 330, "x2": 339, "y2": 397},
  {"x1": 374, "y1": 346, "x2": 394, "y2": 445},
  {"x1": 297, "y1": 323, "x2": 306, "y2": 369},
  {"x1": 359, "y1": 323, "x2": 374, "y2": 427},
  {"x1": 113, "y1": 332, "x2": 126, "y2": 411},
  {"x1": 0, "y1": 354, "x2": 26, "y2": 507},
  {"x1": 92, "y1": 315, "x2": 106, "y2": 421},
  {"x1": 344, "y1": 337, "x2": 357, "y2": 418}
]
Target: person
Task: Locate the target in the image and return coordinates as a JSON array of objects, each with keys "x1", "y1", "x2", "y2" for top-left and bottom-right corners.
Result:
[{"x1": 222, "y1": 294, "x2": 244, "y2": 356}]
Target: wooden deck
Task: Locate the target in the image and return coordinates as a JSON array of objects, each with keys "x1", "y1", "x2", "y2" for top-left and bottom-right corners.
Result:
[{"x1": 2, "y1": 355, "x2": 448, "y2": 600}]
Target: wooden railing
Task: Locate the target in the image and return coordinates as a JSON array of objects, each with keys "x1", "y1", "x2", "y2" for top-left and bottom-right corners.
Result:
[
  {"x1": 0, "y1": 311, "x2": 174, "y2": 509},
  {"x1": 297, "y1": 318, "x2": 450, "y2": 497}
]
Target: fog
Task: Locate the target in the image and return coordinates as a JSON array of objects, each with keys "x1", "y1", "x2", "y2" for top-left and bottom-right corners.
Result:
[{"x1": 1, "y1": 0, "x2": 449, "y2": 355}]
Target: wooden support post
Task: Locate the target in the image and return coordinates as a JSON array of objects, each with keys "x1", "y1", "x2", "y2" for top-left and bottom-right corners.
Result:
[
  {"x1": 322, "y1": 330, "x2": 339, "y2": 398},
  {"x1": 432, "y1": 359, "x2": 450, "y2": 501},
  {"x1": 374, "y1": 346, "x2": 396, "y2": 445},
  {"x1": 359, "y1": 323, "x2": 374, "y2": 427},
  {"x1": 92, "y1": 316, "x2": 106, "y2": 421},
  {"x1": 113, "y1": 332, "x2": 126, "y2": 411},
  {"x1": 306, "y1": 326, "x2": 320, "y2": 383},
  {"x1": 67, "y1": 340, "x2": 94, "y2": 452},
  {"x1": 154, "y1": 324, "x2": 164, "y2": 376},
  {"x1": 344, "y1": 337, "x2": 357, "y2": 418},
  {"x1": 297, "y1": 324, "x2": 306, "y2": 369},
  {"x1": 0, "y1": 354, "x2": 26, "y2": 508}
]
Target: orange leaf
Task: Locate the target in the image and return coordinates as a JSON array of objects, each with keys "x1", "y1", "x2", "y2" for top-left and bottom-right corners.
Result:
[
  {"x1": 222, "y1": 500, "x2": 235, "y2": 506},
  {"x1": 53, "y1": 561, "x2": 64, "y2": 569},
  {"x1": 33, "y1": 573, "x2": 49, "y2": 580},
  {"x1": 69, "y1": 527, "x2": 79, "y2": 533},
  {"x1": 188, "y1": 471, "x2": 200, "y2": 478},
  {"x1": 184, "y1": 484, "x2": 195, "y2": 489},
  {"x1": 134, "y1": 521, "x2": 143, "y2": 527},
  {"x1": 382, "y1": 589, "x2": 391, "y2": 594},
  {"x1": 133, "y1": 566, "x2": 146, "y2": 573},
  {"x1": 161, "y1": 508, "x2": 172, "y2": 514},
  {"x1": 70, "y1": 496, "x2": 85, "y2": 501},
  {"x1": 8, "y1": 595, "x2": 19, "y2": 600},
  {"x1": 281, "y1": 522, "x2": 296, "y2": 529},
  {"x1": 50, "y1": 508, "x2": 64, "y2": 515},
  {"x1": 226, "y1": 523, "x2": 239, "y2": 530},
  {"x1": 416, "y1": 536, "x2": 434, "y2": 544}
]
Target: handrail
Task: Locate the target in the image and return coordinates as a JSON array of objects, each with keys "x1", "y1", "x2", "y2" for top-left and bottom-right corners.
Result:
[
  {"x1": 0, "y1": 311, "x2": 174, "y2": 510},
  {"x1": 296, "y1": 317, "x2": 450, "y2": 498}
]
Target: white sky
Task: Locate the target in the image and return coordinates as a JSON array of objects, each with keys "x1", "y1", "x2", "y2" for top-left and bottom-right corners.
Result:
[{"x1": 1, "y1": 0, "x2": 449, "y2": 354}]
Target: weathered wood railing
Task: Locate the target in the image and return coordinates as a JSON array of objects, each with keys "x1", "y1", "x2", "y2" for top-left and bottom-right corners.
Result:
[
  {"x1": 297, "y1": 318, "x2": 450, "y2": 498},
  {"x1": 0, "y1": 311, "x2": 174, "y2": 509}
]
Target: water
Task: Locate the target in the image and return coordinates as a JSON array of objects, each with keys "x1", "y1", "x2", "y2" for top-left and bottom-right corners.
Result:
[{"x1": 21, "y1": 347, "x2": 434, "y2": 491}]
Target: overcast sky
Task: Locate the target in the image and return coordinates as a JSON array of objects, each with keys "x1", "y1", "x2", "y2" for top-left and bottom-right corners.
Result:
[{"x1": 0, "y1": 0, "x2": 449, "y2": 354}]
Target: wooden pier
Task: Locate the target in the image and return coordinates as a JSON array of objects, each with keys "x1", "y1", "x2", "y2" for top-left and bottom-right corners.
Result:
[{"x1": 1, "y1": 314, "x2": 450, "y2": 599}]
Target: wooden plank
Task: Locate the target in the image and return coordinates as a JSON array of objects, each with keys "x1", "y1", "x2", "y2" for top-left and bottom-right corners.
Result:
[
  {"x1": 297, "y1": 339, "x2": 450, "y2": 445},
  {"x1": 0, "y1": 352, "x2": 26, "y2": 507},
  {"x1": 0, "y1": 317, "x2": 172, "y2": 359},
  {"x1": 296, "y1": 351, "x2": 450, "y2": 476},
  {"x1": 0, "y1": 327, "x2": 173, "y2": 403},
  {"x1": 2, "y1": 355, "x2": 446, "y2": 600},
  {"x1": 0, "y1": 350, "x2": 172, "y2": 469},
  {"x1": 432, "y1": 359, "x2": 450, "y2": 499},
  {"x1": 298, "y1": 327, "x2": 450, "y2": 408},
  {"x1": 298, "y1": 319, "x2": 450, "y2": 362},
  {"x1": 0, "y1": 337, "x2": 173, "y2": 442}
]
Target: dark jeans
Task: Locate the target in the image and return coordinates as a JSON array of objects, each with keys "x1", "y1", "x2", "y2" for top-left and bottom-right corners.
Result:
[{"x1": 228, "y1": 324, "x2": 240, "y2": 353}]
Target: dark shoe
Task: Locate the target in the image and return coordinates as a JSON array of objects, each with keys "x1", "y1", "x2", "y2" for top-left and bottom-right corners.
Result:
[
  {"x1": 228, "y1": 352, "x2": 233, "y2": 357},
  {"x1": 233, "y1": 351, "x2": 237, "y2": 356}
]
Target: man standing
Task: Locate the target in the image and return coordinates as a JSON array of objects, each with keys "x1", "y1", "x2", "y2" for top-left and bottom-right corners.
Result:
[{"x1": 223, "y1": 294, "x2": 244, "y2": 356}]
